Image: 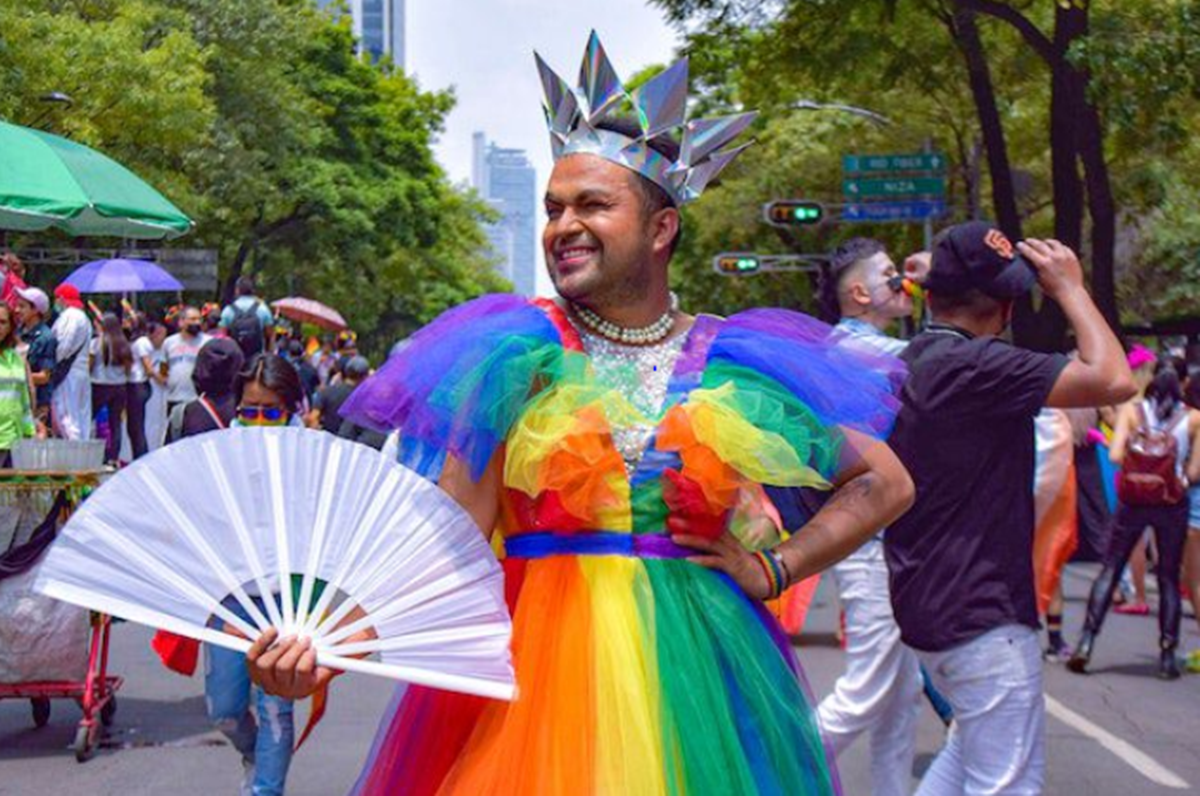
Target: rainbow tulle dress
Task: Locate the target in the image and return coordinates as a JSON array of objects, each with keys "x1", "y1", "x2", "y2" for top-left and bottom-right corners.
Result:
[{"x1": 341, "y1": 295, "x2": 904, "y2": 796}]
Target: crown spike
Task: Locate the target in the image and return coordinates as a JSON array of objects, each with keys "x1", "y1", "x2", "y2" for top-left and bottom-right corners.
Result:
[
  {"x1": 538, "y1": 33, "x2": 756, "y2": 205},
  {"x1": 629, "y1": 58, "x2": 689, "y2": 138},
  {"x1": 535, "y1": 52, "x2": 579, "y2": 136},
  {"x1": 680, "y1": 142, "x2": 754, "y2": 202},
  {"x1": 679, "y1": 112, "x2": 758, "y2": 166},
  {"x1": 578, "y1": 31, "x2": 626, "y2": 123}
]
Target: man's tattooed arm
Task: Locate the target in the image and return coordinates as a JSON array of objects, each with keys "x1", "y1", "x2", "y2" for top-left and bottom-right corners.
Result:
[{"x1": 775, "y1": 435, "x2": 914, "y2": 586}]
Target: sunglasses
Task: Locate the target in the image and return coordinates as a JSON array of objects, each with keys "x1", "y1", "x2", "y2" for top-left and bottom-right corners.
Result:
[{"x1": 238, "y1": 405, "x2": 287, "y2": 423}]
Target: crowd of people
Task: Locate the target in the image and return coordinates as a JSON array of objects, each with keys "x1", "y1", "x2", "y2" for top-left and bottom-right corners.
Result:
[
  {"x1": 12, "y1": 35, "x2": 1200, "y2": 796},
  {"x1": 0, "y1": 263, "x2": 375, "y2": 467}
]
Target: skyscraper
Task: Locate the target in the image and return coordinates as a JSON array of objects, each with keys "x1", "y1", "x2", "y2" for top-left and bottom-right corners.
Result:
[
  {"x1": 315, "y1": 0, "x2": 405, "y2": 67},
  {"x1": 473, "y1": 132, "x2": 537, "y2": 296}
]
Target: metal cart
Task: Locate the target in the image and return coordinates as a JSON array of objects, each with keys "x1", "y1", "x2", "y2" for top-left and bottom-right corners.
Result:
[{"x1": 0, "y1": 470, "x2": 119, "y2": 761}]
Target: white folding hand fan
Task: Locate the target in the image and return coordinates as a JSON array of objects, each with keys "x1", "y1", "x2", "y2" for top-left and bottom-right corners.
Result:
[{"x1": 34, "y1": 427, "x2": 515, "y2": 700}]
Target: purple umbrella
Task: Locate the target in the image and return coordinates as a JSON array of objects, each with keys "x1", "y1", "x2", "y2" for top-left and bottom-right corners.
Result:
[{"x1": 63, "y1": 258, "x2": 184, "y2": 293}]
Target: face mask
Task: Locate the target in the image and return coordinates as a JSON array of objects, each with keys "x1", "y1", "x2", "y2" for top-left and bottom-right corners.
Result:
[{"x1": 185, "y1": 323, "x2": 202, "y2": 335}]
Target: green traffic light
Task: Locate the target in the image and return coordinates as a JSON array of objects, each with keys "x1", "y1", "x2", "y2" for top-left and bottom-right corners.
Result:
[{"x1": 738, "y1": 258, "x2": 758, "y2": 271}]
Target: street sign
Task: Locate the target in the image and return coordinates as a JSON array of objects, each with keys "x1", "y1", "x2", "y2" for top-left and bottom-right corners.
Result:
[
  {"x1": 843, "y1": 177, "x2": 945, "y2": 198},
  {"x1": 713, "y1": 253, "x2": 826, "y2": 276},
  {"x1": 842, "y1": 153, "x2": 946, "y2": 174},
  {"x1": 841, "y1": 200, "x2": 947, "y2": 223}
]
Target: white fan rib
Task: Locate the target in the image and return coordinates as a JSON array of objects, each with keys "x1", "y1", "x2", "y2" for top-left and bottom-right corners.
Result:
[
  {"x1": 318, "y1": 557, "x2": 498, "y2": 648},
  {"x1": 51, "y1": 517, "x2": 258, "y2": 640},
  {"x1": 41, "y1": 579, "x2": 256, "y2": 655},
  {"x1": 312, "y1": 504, "x2": 484, "y2": 644},
  {"x1": 303, "y1": 466, "x2": 406, "y2": 640},
  {"x1": 315, "y1": 652, "x2": 515, "y2": 700},
  {"x1": 265, "y1": 435, "x2": 295, "y2": 634},
  {"x1": 199, "y1": 441, "x2": 284, "y2": 630},
  {"x1": 140, "y1": 470, "x2": 271, "y2": 635},
  {"x1": 294, "y1": 438, "x2": 341, "y2": 632}
]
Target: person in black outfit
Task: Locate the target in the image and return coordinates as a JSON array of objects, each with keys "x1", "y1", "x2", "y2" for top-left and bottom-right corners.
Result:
[
  {"x1": 307, "y1": 355, "x2": 368, "y2": 434},
  {"x1": 1068, "y1": 363, "x2": 1195, "y2": 679},
  {"x1": 166, "y1": 339, "x2": 244, "y2": 441},
  {"x1": 885, "y1": 224, "x2": 1134, "y2": 792},
  {"x1": 286, "y1": 340, "x2": 320, "y2": 403}
]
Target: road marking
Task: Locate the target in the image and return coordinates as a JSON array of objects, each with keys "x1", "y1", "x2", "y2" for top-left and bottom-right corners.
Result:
[{"x1": 1045, "y1": 695, "x2": 1189, "y2": 789}]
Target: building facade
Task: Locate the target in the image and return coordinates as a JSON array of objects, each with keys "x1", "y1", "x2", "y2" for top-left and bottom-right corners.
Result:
[
  {"x1": 315, "y1": 0, "x2": 405, "y2": 67},
  {"x1": 473, "y1": 132, "x2": 537, "y2": 296}
]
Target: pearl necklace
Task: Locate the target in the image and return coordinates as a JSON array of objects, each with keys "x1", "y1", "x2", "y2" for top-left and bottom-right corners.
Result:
[{"x1": 571, "y1": 293, "x2": 680, "y2": 345}]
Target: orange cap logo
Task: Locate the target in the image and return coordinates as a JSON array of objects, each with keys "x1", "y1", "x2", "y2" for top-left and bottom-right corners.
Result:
[{"x1": 984, "y1": 229, "x2": 1015, "y2": 260}]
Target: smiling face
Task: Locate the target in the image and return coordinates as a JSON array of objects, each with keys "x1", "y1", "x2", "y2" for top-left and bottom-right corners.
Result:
[{"x1": 542, "y1": 154, "x2": 678, "y2": 311}]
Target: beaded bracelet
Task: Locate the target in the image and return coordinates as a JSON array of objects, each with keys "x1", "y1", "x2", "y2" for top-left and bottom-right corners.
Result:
[
  {"x1": 768, "y1": 548, "x2": 792, "y2": 590},
  {"x1": 752, "y1": 550, "x2": 788, "y2": 600}
]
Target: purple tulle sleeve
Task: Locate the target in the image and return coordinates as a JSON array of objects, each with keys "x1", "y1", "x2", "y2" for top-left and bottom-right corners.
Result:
[
  {"x1": 709, "y1": 308, "x2": 906, "y2": 440},
  {"x1": 340, "y1": 294, "x2": 564, "y2": 481}
]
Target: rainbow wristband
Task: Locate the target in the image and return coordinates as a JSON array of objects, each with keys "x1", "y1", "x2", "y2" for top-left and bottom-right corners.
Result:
[{"x1": 753, "y1": 550, "x2": 786, "y2": 600}]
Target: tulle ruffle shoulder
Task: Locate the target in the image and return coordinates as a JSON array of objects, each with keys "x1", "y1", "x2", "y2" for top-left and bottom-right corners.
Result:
[{"x1": 342, "y1": 297, "x2": 905, "y2": 490}]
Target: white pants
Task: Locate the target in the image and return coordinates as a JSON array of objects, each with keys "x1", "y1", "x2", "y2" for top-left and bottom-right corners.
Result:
[
  {"x1": 817, "y1": 542, "x2": 921, "y2": 796},
  {"x1": 916, "y1": 624, "x2": 1045, "y2": 796},
  {"x1": 51, "y1": 370, "x2": 92, "y2": 441}
]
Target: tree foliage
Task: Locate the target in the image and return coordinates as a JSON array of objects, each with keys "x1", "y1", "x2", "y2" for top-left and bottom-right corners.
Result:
[
  {"x1": 0, "y1": 0, "x2": 509, "y2": 357},
  {"x1": 653, "y1": 0, "x2": 1200, "y2": 336}
]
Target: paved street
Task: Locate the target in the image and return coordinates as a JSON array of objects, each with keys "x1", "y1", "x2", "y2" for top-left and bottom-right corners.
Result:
[{"x1": 3, "y1": 562, "x2": 1199, "y2": 795}]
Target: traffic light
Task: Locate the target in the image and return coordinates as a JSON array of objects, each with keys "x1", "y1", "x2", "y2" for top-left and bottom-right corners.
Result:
[
  {"x1": 763, "y1": 200, "x2": 825, "y2": 227},
  {"x1": 713, "y1": 254, "x2": 762, "y2": 275}
]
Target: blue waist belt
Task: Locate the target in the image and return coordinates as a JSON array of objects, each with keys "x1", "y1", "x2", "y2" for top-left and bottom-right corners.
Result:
[{"x1": 504, "y1": 531, "x2": 692, "y2": 560}]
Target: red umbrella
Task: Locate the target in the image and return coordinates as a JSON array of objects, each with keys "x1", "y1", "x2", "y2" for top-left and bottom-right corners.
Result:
[{"x1": 271, "y1": 297, "x2": 348, "y2": 331}]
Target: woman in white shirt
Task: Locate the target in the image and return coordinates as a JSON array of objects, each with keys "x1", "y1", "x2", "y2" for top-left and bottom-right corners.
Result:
[
  {"x1": 89, "y1": 312, "x2": 131, "y2": 463},
  {"x1": 125, "y1": 314, "x2": 164, "y2": 460},
  {"x1": 141, "y1": 321, "x2": 170, "y2": 452}
]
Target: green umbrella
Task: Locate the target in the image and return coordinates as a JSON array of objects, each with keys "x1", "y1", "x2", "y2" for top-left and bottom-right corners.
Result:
[{"x1": 0, "y1": 120, "x2": 193, "y2": 240}]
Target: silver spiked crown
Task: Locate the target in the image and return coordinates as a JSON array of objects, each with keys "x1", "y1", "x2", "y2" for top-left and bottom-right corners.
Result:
[{"x1": 535, "y1": 31, "x2": 758, "y2": 206}]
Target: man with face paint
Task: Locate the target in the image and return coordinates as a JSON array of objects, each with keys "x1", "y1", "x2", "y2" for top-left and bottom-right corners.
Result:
[
  {"x1": 821, "y1": 237, "x2": 920, "y2": 357},
  {"x1": 886, "y1": 222, "x2": 1135, "y2": 794},
  {"x1": 814, "y1": 238, "x2": 926, "y2": 796}
]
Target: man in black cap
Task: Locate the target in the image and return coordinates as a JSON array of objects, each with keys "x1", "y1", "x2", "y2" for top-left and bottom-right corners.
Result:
[{"x1": 885, "y1": 223, "x2": 1134, "y2": 794}]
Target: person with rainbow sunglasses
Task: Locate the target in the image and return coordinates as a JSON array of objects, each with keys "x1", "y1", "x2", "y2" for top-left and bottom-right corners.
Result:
[{"x1": 234, "y1": 354, "x2": 304, "y2": 429}]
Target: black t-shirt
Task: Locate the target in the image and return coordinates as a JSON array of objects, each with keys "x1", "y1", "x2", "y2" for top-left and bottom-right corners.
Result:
[
  {"x1": 313, "y1": 382, "x2": 356, "y2": 434},
  {"x1": 885, "y1": 326, "x2": 1069, "y2": 652}
]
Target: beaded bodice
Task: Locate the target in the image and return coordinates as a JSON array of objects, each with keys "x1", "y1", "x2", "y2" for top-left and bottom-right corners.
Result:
[{"x1": 572, "y1": 322, "x2": 688, "y2": 476}]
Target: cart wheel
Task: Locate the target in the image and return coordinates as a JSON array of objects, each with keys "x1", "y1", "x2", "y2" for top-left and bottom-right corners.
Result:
[
  {"x1": 73, "y1": 724, "x2": 94, "y2": 763},
  {"x1": 31, "y1": 698, "x2": 51, "y2": 728},
  {"x1": 100, "y1": 696, "x2": 117, "y2": 727}
]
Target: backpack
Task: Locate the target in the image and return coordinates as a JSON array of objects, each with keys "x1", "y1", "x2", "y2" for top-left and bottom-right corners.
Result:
[
  {"x1": 228, "y1": 299, "x2": 265, "y2": 358},
  {"x1": 1116, "y1": 403, "x2": 1188, "y2": 507},
  {"x1": 167, "y1": 395, "x2": 227, "y2": 443}
]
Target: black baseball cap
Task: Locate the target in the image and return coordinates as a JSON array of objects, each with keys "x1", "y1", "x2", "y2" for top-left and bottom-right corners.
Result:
[{"x1": 925, "y1": 221, "x2": 1036, "y2": 299}]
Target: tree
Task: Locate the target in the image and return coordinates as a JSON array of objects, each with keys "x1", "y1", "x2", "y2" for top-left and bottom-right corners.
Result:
[
  {"x1": 0, "y1": 0, "x2": 510, "y2": 354},
  {"x1": 653, "y1": 0, "x2": 1172, "y2": 349}
]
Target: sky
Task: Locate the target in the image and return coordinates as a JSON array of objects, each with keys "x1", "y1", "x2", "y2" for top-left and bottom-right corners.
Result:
[{"x1": 406, "y1": 0, "x2": 681, "y2": 294}]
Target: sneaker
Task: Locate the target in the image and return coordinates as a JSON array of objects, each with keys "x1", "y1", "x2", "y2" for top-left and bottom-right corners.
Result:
[
  {"x1": 1043, "y1": 640, "x2": 1072, "y2": 663},
  {"x1": 1113, "y1": 601, "x2": 1150, "y2": 616},
  {"x1": 1185, "y1": 649, "x2": 1200, "y2": 674}
]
